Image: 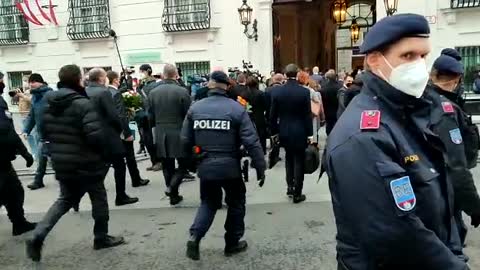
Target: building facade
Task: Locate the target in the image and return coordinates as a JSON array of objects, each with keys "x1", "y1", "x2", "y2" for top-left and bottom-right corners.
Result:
[{"x1": 0, "y1": 0, "x2": 479, "y2": 95}]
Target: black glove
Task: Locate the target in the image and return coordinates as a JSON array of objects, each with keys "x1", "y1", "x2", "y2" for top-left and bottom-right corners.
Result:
[
  {"x1": 256, "y1": 169, "x2": 266, "y2": 187},
  {"x1": 23, "y1": 153, "x2": 34, "y2": 168},
  {"x1": 471, "y1": 214, "x2": 480, "y2": 228}
]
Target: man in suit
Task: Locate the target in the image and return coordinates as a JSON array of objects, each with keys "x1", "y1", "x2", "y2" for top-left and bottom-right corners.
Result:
[
  {"x1": 149, "y1": 64, "x2": 192, "y2": 205},
  {"x1": 320, "y1": 69, "x2": 341, "y2": 135},
  {"x1": 265, "y1": 74, "x2": 284, "y2": 168},
  {"x1": 270, "y1": 64, "x2": 313, "y2": 203},
  {"x1": 86, "y1": 68, "x2": 139, "y2": 206},
  {"x1": 107, "y1": 71, "x2": 150, "y2": 191},
  {"x1": 229, "y1": 73, "x2": 251, "y2": 101}
]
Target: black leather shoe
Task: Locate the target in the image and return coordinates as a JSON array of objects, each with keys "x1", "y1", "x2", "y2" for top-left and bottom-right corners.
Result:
[
  {"x1": 93, "y1": 235, "x2": 125, "y2": 250},
  {"x1": 13, "y1": 221, "x2": 36, "y2": 236},
  {"x1": 224, "y1": 240, "x2": 248, "y2": 257},
  {"x1": 115, "y1": 196, "x2": 139, "y2": 206},
  {"x1": 170, "y1": 195, "x2": 183, "y2": 206},
  {"x1": 293, "y1": 194, "x2": 307, "y2": 204},
  {"x1": 132, "y1": 179, "x2": 150, "y2": 188},
  {"x1": 186, "y1": 240, "x2": 200, "y2": 260},
  {"x1": 286, "y1": 187, "x2": 294, "y2": 197},
  {"x1": 26, "y1": 239, "x2": 43, "y2": 262},
  {"x1": 27, "y1": 182, "x2": 45, "y2": 190}
]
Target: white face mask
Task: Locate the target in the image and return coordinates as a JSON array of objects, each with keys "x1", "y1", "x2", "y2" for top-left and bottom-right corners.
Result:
[
  {"x1": 379, "y1": 56, "x2": 429, "y2": 98},
  {"x1": 139, "y1": 73, "x2": 146, "y2": 80}
]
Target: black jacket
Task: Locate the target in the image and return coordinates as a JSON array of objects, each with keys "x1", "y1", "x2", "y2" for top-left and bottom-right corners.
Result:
[
  {"x1": 0, "y1": 96, "x2": 30, "y2": 165},
  {"x1": 425, "y1": 84, "x2": 480, "y2": 218},
  {"x1": 326, "y1": 72, "x2": 466, "y2": 270},
  {"x1": 320, "y1": 79, "x2": 341, "y2": 122},
  {"x1": 264, "y1": 83, "x2": 282, "y2": 125},
  {"x1": 270, "y1": 79, "x2": 313, "y2": 151},
  {"x1": 108, "y1": 86, "x2": 132, "y2": 139},
  {"x1": 42, "y1": 88, "x2": 108, "y2": 182},
  {"x1": 229, "y1": 84, "x2": 252, "y2": 101},
  {"x1": 250, "y1": 87, "x2": 267, "y2": 138},
  {"x1": 181, "y1": 89, "x2": 266, "y2": 180},
  {"x1": 86, "y1": 82, "x2": 124, "y2": 157}
]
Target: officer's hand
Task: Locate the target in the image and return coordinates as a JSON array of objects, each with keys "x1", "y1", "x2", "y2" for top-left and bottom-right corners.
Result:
[
  {"x1": 23, "y1": 153, "x2": 34, "y2": 168},
  {"x1": 256, "y1": 169, "x2": 266, "y2": 187},
  {"x1": 470, "y1": 214, "x2": 480, "y2": 228}
]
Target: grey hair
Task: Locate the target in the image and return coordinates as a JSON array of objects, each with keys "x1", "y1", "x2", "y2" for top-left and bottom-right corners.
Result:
[
  {"x1": 88, "y1": 68, "x2": 107, "y2": 82},
  {"x1": 163, "y1": 64, "x2": 178, "y2": 79},
  {"x1": 325, "y1": 69, "x2": 336, "y2": 80}
]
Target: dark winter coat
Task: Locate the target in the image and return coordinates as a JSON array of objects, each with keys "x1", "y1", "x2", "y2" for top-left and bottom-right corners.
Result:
[
  {"x1": 250, "y1": 87, "x2": 268, "y2": 138},
  {"x1": 42, "y1": 88, "x2": 109, "y2": 182},
  {"x1": 320, "y1": 79, "x2": 341, "y2": 124},
  {"x1": 148, "y1": 79, "x2": 191, "y2": 158},
  {"x1": 86, "y1": 82, "x2": 124, "y2": 158}
]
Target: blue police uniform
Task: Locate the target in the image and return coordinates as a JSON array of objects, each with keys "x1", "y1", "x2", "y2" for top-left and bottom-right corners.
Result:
[
  {"x1": 181, "y1": 72, "x2": 266, "y2": 258},
  {"x1": 326, "y1": 14, "x2": 469, "y2": 270},
  {"x1": 425, "y1": 51, "x2": 480, "y2": 252}
]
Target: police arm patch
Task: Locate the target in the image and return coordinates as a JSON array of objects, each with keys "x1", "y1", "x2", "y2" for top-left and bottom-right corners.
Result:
[
  {"x1": 390, "y1": 176, "x2": 416, "y2": 212},
  {"x1": 360, "y1": 110, "x2": 381, "y2": 130},
  {"x1": 449, "y1": 128, "x2": 463, "y2": 144},
  {"x1": 441, "y1": 102, "x2": 454, "y2": 113}
]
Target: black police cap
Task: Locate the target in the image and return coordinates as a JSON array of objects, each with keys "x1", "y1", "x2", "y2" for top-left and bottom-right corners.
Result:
[
  {"x1": 360, "y1": 13, "x2": 430, "y2": 54},
  {"x1": 210, "y1": 71, "x2": 230, "y2": 85},
  {"x1": 433, "y1": 55, "x2": 464, "y2": 75},
  {"x1": 441, "y1": 48, "x2": 462, "y2": 61}
]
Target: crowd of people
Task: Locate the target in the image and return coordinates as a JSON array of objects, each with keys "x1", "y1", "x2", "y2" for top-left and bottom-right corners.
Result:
[{"x1": 1, "y1": 12, "x2": 480, "y2": 269}]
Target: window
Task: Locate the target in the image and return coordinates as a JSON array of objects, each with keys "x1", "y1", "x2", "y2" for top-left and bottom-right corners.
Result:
[
  {"x1": 451, "y1": 0, "x2": 480, "y2": 8},
  {"x1": 162, "y1": 0, "x2": 210, "y2": 32},
  {"x1": 8, "y1": 71, "x2": 31, "y2": 91},
  {"x1": 176, "y1": 61, "x2": 210, "y2": 85},
  {"x1": 67, "y1": 0, "x2": 111, "y2": 40},
  {"x1": 456, "y1": 46, "x2": 480, "y2": 92},
  {"x1": 0, "y1": 0, "x2": 29, "y2": 45}
]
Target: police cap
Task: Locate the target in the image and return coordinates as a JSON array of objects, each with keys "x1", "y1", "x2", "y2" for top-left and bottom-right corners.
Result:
[
  {"x1": 433, "y1": 55, "x2": 464, "y2": 75},
  {"x1": 210, "y1": 71, "x2": 230, "y2": 85},
  {"x1": 360, "y1": 13, "x2": 430, "y2": 54},
  {"x1": 441, "y1": 48, "x2": 462, "y2": 61}
]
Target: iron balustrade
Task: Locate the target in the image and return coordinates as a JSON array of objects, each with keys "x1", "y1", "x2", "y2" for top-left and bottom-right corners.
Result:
[
  {"x1": 162, "y1": 0, "x2": 211, "y2": 32},
  {"x1": 0, "y1": 0, "x2": 29, "y2": 46},
  {"x1": 66, "y1": 0, "x2": 111, "y2": 40},
  {"x1": 451, "y1": 0, "x2": 480, "y2": 8}
]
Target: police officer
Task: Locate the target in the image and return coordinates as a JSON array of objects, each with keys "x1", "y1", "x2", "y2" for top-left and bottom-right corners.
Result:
[
  {"x1": 0, "y1": 80, "x2": 36, "y2": 236},
  {"x1": 181, "y1": 71, "x2": 266, "y2": 260},
  {"x1": 325, "y1": 14, "x2": 469, "y2": 269},
  {"x1": 424, "y1": 51, "x2": 480, "y2": 250}
]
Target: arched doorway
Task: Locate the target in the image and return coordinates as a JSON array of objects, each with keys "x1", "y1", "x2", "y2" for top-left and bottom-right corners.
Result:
[{"x1": 272, "y1": 0, "x2": 375, "y2": 73}]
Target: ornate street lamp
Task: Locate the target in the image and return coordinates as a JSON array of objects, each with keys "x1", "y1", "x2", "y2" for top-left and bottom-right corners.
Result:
[
  {"x1": 332, "y1": 0, "x2": 347, "y2": 26},
  {"x1": 238, "y1": 0, "x2": 258, "y2": 41},
  {"x1": 384, "y1": 0, "x2": 398, "y2": 16},
  {"x1": 350, "y1": 18, "x2": 360, "y2": 43}
]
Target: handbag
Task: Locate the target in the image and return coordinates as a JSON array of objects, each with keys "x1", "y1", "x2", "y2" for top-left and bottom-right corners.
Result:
[{"x1": 304, "y1": 142, "x2": 320, "y2": 174}]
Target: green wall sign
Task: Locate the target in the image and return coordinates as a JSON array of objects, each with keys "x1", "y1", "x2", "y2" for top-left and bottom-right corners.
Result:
[{"x1": 125, "y1": 51, "x2": 162, "y2": 65}]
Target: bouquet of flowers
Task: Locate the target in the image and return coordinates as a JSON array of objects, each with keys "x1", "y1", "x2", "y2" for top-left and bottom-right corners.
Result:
[
  {"x1": 122, "y1": 90, "x2": 142, "y2": 120},
  {"x1": 237, "y1": 96, "x2": 252, "y2": 113}
]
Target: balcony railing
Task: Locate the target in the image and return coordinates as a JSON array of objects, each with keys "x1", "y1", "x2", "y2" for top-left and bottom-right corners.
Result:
[
  {"x1": 0, "y1": 2, "x2": 29, "y2": 46},
  {"x1": 451, "y1": 0, "x2": 480, "y2": 8},
  {"x1": 66, "y1": 0, "x2": 111, "y2": 40},
  {"x1": 162, "y1": 0, "x2": 211, "y2": 32}
]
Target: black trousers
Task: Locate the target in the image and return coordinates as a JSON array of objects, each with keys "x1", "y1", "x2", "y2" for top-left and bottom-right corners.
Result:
[
  {"x1": 32, "y1": 176, "x2": 109, "y2": 243},
  {"x1": 161, "y1": 158, "x2": 188, "y2": 196},
  {"x1": 285, "y1": 148, "x2": 306, "y2": 196},
  {"x1": 111, "y1": 141, "x2": 142, "y2": 198},
  {"x1": 136, "y1": 116, "x2": 157, "y2": 165},
  {"x1": 0, "y1": 163, "x2": 27, "y2": 225},
  {"x1": 190, "y1": 178, "x2": 246, "y2": 245},
  {"x1": 326, "y1": 119, "x2": 337, "y2": 136}
]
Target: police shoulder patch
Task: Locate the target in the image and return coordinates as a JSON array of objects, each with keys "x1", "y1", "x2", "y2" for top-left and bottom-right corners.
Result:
[
  {"x1": 360, "y1": 110, "x2": 381, "y2": 130},
  {"x1": 390, "y1": 176, "x2": 416, "y2": 212},
  {"x1": 441, "y1": 102, "x2": 454, "y2": 113},
  {"x1": 449, "y1": 128, "x2": 463, "y2": 144}
]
